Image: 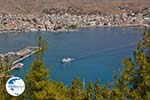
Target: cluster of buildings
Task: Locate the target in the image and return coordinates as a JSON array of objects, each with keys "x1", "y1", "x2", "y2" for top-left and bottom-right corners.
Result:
[{"x1": 0, "y1": 8, "x2": 149, "y2": 33}]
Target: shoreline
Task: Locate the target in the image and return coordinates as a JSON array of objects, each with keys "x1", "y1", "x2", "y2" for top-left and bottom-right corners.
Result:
[
  {"x1": 0, "y1": 24, "x2": 149, "y2": 34},
  {"x1": 0, "y1": 12, "x2": 149, "y2": 33}
]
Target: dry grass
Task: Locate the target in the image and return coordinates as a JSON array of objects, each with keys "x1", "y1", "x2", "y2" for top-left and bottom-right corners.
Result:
[{"x1": 0, "y1": 0, "x2": 149, "y2": 14}]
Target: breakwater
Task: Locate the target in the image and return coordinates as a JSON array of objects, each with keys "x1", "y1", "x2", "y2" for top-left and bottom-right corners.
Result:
[{"x1": 0, "y1": 46, "x2": 38, "y2": 70}]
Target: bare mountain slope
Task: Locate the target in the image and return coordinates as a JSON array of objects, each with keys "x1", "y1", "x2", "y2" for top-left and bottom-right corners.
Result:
[{"x1": 0, "y1": 0, "x2": 149, "y2": 14}]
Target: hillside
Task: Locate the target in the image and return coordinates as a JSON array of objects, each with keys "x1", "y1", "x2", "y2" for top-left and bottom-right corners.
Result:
[{"x1": 0, "y1": 0, "x2": 149, "y2": 14}]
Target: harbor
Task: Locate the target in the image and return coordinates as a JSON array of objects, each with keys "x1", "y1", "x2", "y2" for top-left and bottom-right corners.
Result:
[{"x1": 0, "y1": 46, "x2": 39, "y2": 70}]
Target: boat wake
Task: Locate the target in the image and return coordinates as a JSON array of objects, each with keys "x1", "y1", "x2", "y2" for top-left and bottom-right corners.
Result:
[{"x1": 73, "y1": 43, "x2": 136, "y2": 62}]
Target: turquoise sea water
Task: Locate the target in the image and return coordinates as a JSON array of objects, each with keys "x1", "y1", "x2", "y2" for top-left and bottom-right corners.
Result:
[{"x1": 0, "y1": 27, "x2": 143, "y2": 86}]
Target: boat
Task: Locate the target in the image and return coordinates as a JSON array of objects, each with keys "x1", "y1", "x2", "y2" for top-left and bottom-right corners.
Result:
[
  {"x1": 11, "y1": 63, "x2": 24, "y2": 70},
  {"x1": 62, "y1": 57, "x2": 74, "y2": 63}
]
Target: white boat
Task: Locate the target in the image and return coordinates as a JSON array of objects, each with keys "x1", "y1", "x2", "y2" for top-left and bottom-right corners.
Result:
[
  {"x1": 11, "y1": 63, "x2": 24, "y2": 70},
  {"x1": 62, "y1": 57, "x2": 74, "y2": 63},
  {"x1": 15, "y1": 63, "x2": 24, "y2": 68}
]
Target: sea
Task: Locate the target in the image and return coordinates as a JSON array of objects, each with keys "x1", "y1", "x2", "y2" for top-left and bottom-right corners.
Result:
[{"x1": 0, "y1": 27, "x2": 143, "y2": 86}]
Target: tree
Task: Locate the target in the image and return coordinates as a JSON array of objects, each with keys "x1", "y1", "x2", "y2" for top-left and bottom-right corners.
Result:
[
  {"x1": 111, "y1": 28, "x2": 150, "y2": 100},
  {"x1": 24, "y1": 36, "x2": 54, "y2": 100},
  {"x1": 87, "y1": 80, "x2": 93, "y2": 100},
  {"x1": 70, "y1": 77, "x2": 86, "y2": 100},
  {"x1": 37, "y1": 35, "x2": 48, "y2": 57},
  {"x1": 24, "y1": 36, "x2": 72, "y2": 100},
  {"x1": 94, "y1": 80, "x2": 105, "y2": 100},
  {"x1": 49, "y1": 81, "x2": 71, "y2": 100},
  {"x1": 0, "y1": 56, "x2": 13, "y2": 100}
]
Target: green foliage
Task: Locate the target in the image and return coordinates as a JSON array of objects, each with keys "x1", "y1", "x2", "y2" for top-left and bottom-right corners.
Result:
[
  {"x1": 37, "y1": 35, "x2": 48, "y2": 57},
  {"x1": 23, "y1": 36, "x2": 52, "y2": 100},
  {"x1": 111, "y1": 28, "x2": 150, "y2": 100},
  {"x1": 0, "y1": 56, "x2": 14, "y2": 100},
  {"x1": 94, "y1": 80, "x2": 105, "y2": 100},
  {"x1": 24, "y1": 58, "x2": 51, "y2": 100},
  {"x1": 68, "y1": 24, "x2": 78, "y2": 29},
  {"x1": 143, "y1": 28, "x2": 150, "y2": 48},
  {"x1": 24, "y1": 36, "x2": 70, "y2": 100},
  {"x1": 87, "y1": 80, "x2": 93, "y2": 100},
  {"x1": 70, "y1": 77, "x2": 86, "y2": 100}
]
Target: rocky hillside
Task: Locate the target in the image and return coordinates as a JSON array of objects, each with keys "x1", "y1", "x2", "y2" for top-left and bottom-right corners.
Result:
[{"x1": 0, "y1": 0, "x2": 149, "y2": 14}]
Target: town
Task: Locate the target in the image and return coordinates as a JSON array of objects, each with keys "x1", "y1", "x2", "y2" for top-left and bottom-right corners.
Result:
[{"x1": 0, "y1": 7, "x2": 149, "y2": 33}]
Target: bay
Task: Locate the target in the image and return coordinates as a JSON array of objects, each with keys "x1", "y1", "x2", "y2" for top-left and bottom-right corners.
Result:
[{"x1": 0, "y1": 27, "x2": 143, "y2": 86}]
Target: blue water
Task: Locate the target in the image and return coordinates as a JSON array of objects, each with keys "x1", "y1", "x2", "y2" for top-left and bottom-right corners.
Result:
[{"x1": 0, "y1": 27, "x2": 143, "y2": 86}]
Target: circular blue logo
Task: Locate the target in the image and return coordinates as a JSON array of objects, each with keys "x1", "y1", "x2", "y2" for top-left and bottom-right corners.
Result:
[{"x1": 6, "y1": 77, "x2": 25, "y2": 96}]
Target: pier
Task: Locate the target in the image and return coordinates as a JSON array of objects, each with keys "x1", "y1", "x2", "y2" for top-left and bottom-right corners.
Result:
[{"x1": 0, "y1": 46, "x2": 39, "y2": 70}]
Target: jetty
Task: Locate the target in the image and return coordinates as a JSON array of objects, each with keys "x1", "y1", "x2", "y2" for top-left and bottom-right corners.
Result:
[{"x1": 0, "y1": 46, "x2": 39, "y2": 70}]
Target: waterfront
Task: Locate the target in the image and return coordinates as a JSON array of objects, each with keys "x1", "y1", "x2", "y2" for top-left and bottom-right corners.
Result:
[
  {"x1": 0, "y1": 27, "x2": 143, "y2": 86},
  {"x1": 0, "y1": 8, "x2": 149, "y2": 33}
]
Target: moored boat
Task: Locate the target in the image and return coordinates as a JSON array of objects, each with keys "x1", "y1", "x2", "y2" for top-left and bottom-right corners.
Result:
[{"x1": 11, "y1": 63, "x2": 24, "y2": 70}]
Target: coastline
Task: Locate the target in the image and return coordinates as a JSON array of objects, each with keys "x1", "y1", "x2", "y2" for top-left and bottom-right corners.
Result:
[
  {"x1": 0, "y1": 24, "x2": 149, "y2": 34},
  {"x1": 1, "y1": 24, "x2": 148, "y2": 34},
  {"x1": 0, "y1": 12, "x2": 149, "y2": 33},
  {"x1": 0, "y1": 23, "x2": 149, "y2": 34}
]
